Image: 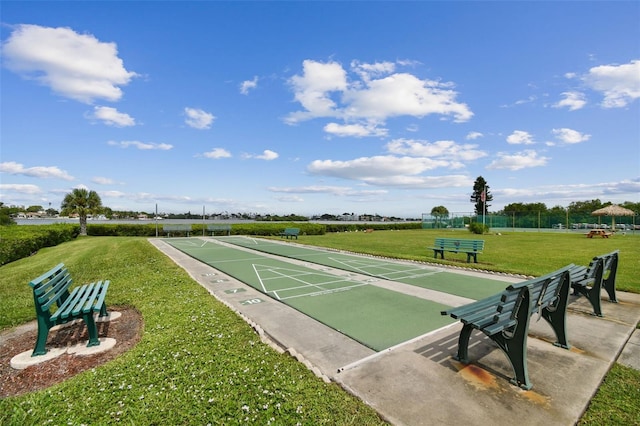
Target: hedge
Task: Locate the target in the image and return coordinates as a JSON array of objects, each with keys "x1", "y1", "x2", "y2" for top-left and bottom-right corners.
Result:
[
  {"x1": 0, "y1": 224, "x2": 80, "y2": 265},
  {"x1": 0, "y1": 222, "x2": 419, "y2": 265}
]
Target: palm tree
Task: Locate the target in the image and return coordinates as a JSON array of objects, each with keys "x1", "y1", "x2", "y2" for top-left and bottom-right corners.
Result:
[
  {"x1": 430, "y1": 206, "x2": 449, "y2": 228},
  {"x1": 61, "y1": 188, "x2": 103, "y2": 236}
]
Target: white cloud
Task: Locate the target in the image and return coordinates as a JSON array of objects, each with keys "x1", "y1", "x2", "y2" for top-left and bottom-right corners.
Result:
[
  {"x1": 486, "y1": 150, "x2": 549, "y2": 171},
  {"x1": 551, "y1": 128, "x2": 591, "y2": 144},
  {"x1": 583, "y1": 59, "x2": 640, "y2": 108},
  {"x1": 342, "y1": 72, "x2": 473, "y2": 123},
  {"x1": 256, "y1": 150, "x2": 279, "y2": 160},
  {"x1": 92, "y1": 176, "x2": 116, "y2": 185},
  {"x1": 0, "y1": 183, "x2": 42, "y2": 194},
  {"x1": 2, "y1": 24, "x2": 137, "y2": 103},
  {"x1": 268, "y1": 185, "x2": 388, "y2": 197},
  {"x1": 107, "y1": 140, "x2": 173, "y2": 150},
  {"x1": 553, "y1": 91, "x2": 586, "y2": 111},
  {"x1": 350, "y1": 60, "x2": 396, "y2": 81},
  {"x1": 386, "y1": 139, "x2": 487, "y2": 162},
  {"x1": 308, "y1": 156, "x2": 452, "y2": 180},
  {"x1": 466, "y1": 131, "x2": 483, "y2": 140},
  {"x1": 0, "y1": 161, "x2": 74, "y2": 180},
  {"x1": 201, "y1": 148, "x2": 232, "y2": 159},
  {"x1": 359, "y1": 174, "x2": 472, "y2": 188},
  {"x1": 184, "y1": 107, "x2": 215, "y2": 129},
  {"x1": 506, "y1": 130, "x2": 535, "y2": 145},
  {"x1": 240, "y1": 76, "x2": 258, "y2": 95},
  {"x1": 101, "y1": 190, "x2": 126, "y2": 198},
  {"x1": 274, "y1": 195, "x2": 305, "y2": 202},
  {"x1": 90, "y1": 106, "x2": 136, "y2": 127},
  {"x1": 243, "y1": 150, "x2": 279, "y2": 160},
  {"x1": 285, "y1": 60, "x2": 348, "y2": 123},
  {"x1": 284, "y1": 59, "x2": 473, "y2": 133},
  {"x1": 323, "y1": 122, "x2": 388, "y2": 138}
]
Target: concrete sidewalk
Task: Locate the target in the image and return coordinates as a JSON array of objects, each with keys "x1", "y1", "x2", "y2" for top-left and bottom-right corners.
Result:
[{"x1": 151, "y1": 238, "x2": 640, "y2": 425}]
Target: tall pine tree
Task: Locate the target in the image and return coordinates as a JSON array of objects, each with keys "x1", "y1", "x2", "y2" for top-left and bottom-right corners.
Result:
[{"x1": 470, "y1": 176, "x2": 492, "y2": 215}]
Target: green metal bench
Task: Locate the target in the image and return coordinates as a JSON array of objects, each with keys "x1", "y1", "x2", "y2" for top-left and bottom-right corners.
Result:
[
  {"x1": 279, "y1": 227, "x2": 300, "y2": 239},
  {"x1": 428, "y1": 237, "x2": 484, "y2": 263},
  {"x1": 162, "y1": 224, "x2": 192, "y2": 237},
  {"x1": 207, "y1": 224, "x2": 231, "y2": 236},
  {"x1": 441, "y1": 265, "x2": 573, "y2": 389},
  {"x1": 569, "y1": 250, "x2": 619, "y2": 317},
  {"x1": 29, "y1": 263, "x2": 110, "y2": 356}
]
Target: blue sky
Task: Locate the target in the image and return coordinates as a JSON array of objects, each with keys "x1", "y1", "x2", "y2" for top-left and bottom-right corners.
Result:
[{"x1": 1, "y1": 1, "x2": 639, "y2": 217}]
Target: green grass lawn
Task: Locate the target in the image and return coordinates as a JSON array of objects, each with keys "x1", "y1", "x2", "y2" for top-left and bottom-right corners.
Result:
[
  {"x1": 0, "y1": 237, "x2": 386, "y2": 425},
  {"x1": 1, "y1": 231, "x2": 638, "y2": 424},
  {"x1": 298, "y1": 229, "x2": 640, "y2": 293}
]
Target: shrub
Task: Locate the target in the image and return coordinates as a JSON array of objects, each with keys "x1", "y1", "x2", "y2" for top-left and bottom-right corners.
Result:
[{"x1": 468, "y1": 222, "x2": 489, "y2": 234}]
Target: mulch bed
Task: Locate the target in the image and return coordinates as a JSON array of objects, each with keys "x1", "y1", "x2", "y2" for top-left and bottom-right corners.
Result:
[{"x1": 0, "y1": 307, "x2": 143, "y2": 398}]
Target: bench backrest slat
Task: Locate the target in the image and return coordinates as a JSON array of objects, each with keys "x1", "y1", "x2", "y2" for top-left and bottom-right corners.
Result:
[
  {"x1": 30, "y1": 264, "x2": 74, "y2": 312},
  {"x1": 507, "y1": 265, "x2": 573, "y2": 316},
  {"x1": 601, "y1": 250, "x2": 619, "y2": 276}
]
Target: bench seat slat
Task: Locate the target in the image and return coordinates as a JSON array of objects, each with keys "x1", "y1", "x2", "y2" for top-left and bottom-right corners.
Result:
[
  {"x1": 93, "y1": 280, "x2": 110, "y2": 313},
  {"x1": 73, "y1": 282, "x2": 101, "y2": 315},
  {"x1": 53, "y1": 284, "x2": 93, "y2": 321},
  {"x1": 483, "y1": 319, "x2": 517, "y2": 336},
  {"x1": 442, "y1": 293, "x2": 502, "y2": 318}
]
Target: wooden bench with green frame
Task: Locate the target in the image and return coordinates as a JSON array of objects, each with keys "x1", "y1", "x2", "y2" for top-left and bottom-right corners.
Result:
[
  {"x1": 428, "y1": 237, "x2": 485, "y2": 263},
  {"x1": 29, "y1": 263, "x2": 111, "y2": 356},
  {"x1": 441, "y1": 264, "x2": 573, "y2": 390},
  {"x1": 279, "y1": 227, "x2": 300, "y2": 239},
  {"x1": 569, "y1": 250, "x2": 619, "y2": 317},
  {"x1": 207, "y1": 224, "x2": 232, "y2": 236},
  {"x1": 162, "y1": 224, "x2": 192, "y2": 237}
]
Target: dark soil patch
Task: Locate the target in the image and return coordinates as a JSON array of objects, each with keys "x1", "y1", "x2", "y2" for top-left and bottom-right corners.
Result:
[{"x1": 0, "y1": 307, "x2": 143, "y2": 398}]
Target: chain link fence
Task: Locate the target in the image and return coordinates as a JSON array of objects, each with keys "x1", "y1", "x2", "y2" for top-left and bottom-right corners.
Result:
[{"x1": 422, "y1": 212, "x2": 639, "y2": 231}]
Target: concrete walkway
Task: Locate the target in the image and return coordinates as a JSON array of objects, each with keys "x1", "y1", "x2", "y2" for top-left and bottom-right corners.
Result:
[{"x1": 150, "y1": 238, "x2": 640, "y2": 426}]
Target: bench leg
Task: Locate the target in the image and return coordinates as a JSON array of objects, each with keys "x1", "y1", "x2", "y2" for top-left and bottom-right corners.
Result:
[
  {"x1": 603, "y1": 255, "x2": 619, "y2": 303},
  {"x1": 454, "y1": 324, "x2": 474, "y2": 364},
  {"x1": 490, "y1": 290, "x2": 533, "y2": 390},
  {"x1": 541, "y1": 271, "x2": 572, "y2": 346},
  {"x1": 466, "y1": 253, "x2": 478, "y2": 263},
  {"x1": 32, "y1": 317, "x2": 52, "y2": 356},
  {"x1": 98, "y1": 301, "x2": 109, "y2": 318},
  {"x1": 572, "y1": 261, "x2": 605, "y2": 317},
  {"x1": 433, "y1": 249, "x2": 444, "y2": 260},
  {"x1": 83, "y1": 313, "x2": 101, "y2": 347}
]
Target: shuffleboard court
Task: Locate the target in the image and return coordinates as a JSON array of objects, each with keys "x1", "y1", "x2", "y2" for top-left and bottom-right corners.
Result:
[
  {"x1": 219, "y1": 236, "x2": 507, "y2": 300},
  {"x1": 165, "y1": 238, "x2": 453, "y2": 351}
]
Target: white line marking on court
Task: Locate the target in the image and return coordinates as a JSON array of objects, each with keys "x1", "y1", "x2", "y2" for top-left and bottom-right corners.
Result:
[
  {"x1": 337, "y1": 321, "x2": 460, "y2": 373},
  {"x1": 252, "y1": 263, "x2": 270, "y2": 296},
  {"x1": 328, "y1": 257, "x2": 441, "y2": 281},
  {"x1": 280, "y1": 282, "x2": 369, "y2": 300},
  {"x1": 252, "y1": 263, "x2": 366, "y2": 299}
]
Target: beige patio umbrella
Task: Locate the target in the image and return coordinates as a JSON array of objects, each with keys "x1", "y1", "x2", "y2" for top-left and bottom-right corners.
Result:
[{"x1": 591, "y1": 204, "x2": 635, "y2": 231}]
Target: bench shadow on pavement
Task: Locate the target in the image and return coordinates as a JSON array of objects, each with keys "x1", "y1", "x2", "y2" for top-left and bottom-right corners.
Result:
[{"x1": 414, "y1": 329, "x2": 515, "y2": 383}]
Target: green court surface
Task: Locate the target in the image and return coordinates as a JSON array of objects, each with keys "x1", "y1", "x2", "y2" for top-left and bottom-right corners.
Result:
[
  {"x1": 219, "y1": 236, "x2": 507, "y2": 300},
  {"x1": 166, "y1": 238, "x2": 456, "y2": 351}
]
